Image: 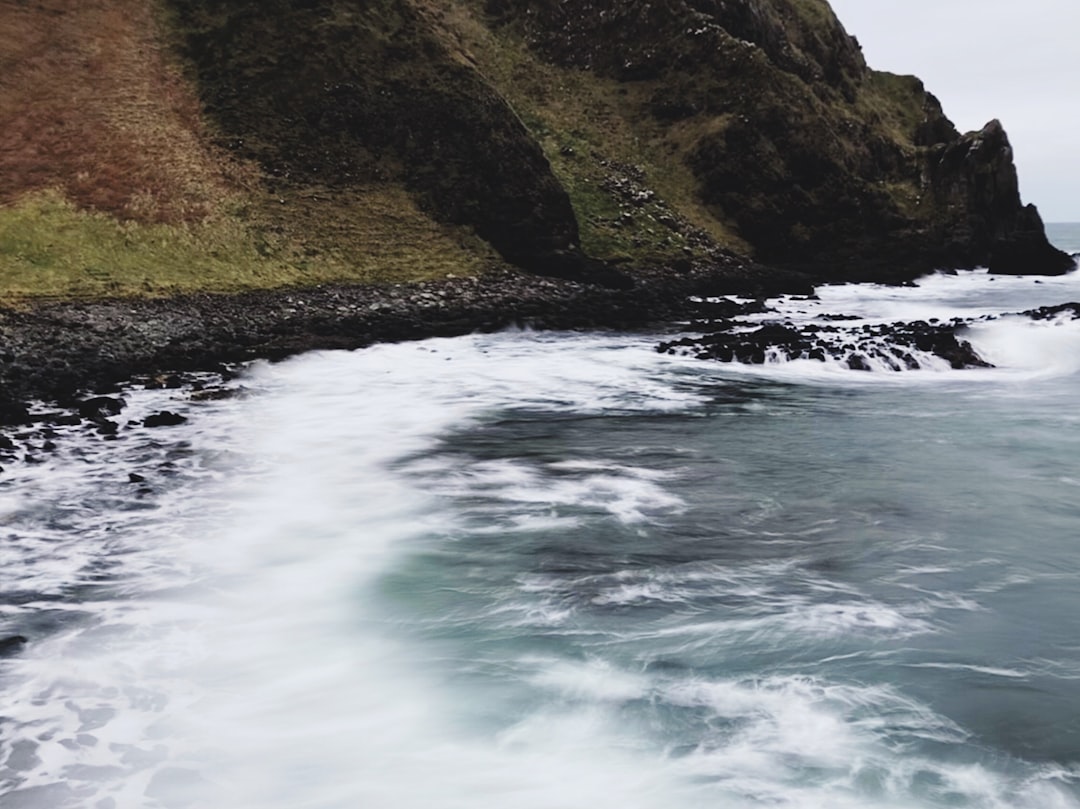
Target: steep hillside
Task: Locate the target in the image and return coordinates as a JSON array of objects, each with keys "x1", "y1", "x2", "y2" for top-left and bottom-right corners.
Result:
[
  {"x1": 471, "y1": 0, "x2": 1070, "y2": 279},
  {"x1": 0, "y1": 0, "x2": 1070, "y2": 301},
  {"x1": 162, "y1": 0, "x2": 606, "y2": 280}
]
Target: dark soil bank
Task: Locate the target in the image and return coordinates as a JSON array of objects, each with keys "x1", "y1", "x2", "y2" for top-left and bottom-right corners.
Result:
[{"x1": 0, "y1": 262, "x2": 804, "y2": 424}]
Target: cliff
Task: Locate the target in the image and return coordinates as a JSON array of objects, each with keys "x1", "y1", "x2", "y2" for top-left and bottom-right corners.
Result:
[
  {"x1": 486, "y1": 0, "x2": 1071, "y2": 279},
  {"x1": 0, "y1": 0, "x2": 1072, "y2": 301}
]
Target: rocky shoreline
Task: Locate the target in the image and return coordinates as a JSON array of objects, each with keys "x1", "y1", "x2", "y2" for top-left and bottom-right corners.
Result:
[
  {"x1": 0, "y1": 260, "x2": 808, "y2": 426},
  {"x1": 657, "y1": 290, "x2": 1080, "y2": 373},
  {"x1": 659, "y1": 316, "x2": 993, "y2": 371}
]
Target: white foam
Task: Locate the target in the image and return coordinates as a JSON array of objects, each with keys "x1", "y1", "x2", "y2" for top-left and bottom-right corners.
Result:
[
  {"x1": 415, "y1": 456, "x2": 685, "y2": 525},
  {"x1": 3, "y1": 328, "x2": 1079, "y2": 809},
  {"x1": 902, "y1": 662, "x2": 1030, "y2": 679},
  {"x1": 525, "y1": 657, "x2": 649, "y2": 702},
  {"x1": 964, "y1": 315, "x2": 1080, "y2": 376}
]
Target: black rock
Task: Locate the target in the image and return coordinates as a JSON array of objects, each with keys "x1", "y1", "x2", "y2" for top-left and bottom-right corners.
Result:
[
  {"x1": 143, "y1": 411, "x2": 188, "y2": 428},
  {"x1": 1023, "y1": 302, "x2": 1080, "y2": 321},
  {"x1": 688, "y1": 298, "x2": 769, "y2": 319},
  {"x1": 95, "y1": 420, "x2": 120, "y2": 436},
  {"x1": 0, "y1": 400, "x2": 31, "y2": 425},
  {"x1": 0, "y1": 635, "x2": 28, "y2": 655},
  {"x1": 78, "y1": 396, "x2": 126, "y2": 419},
  {"x1": 847, "y1": 354, "x2": 872, "y2": 371},
  {"x1": 660, "y1": 313, "x2": 994, "y2": 371},
  {"x1": 190, "y1": 387, "x2": 238, "y2": 402}
]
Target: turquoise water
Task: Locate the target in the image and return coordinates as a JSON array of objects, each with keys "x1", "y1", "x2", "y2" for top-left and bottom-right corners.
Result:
[{"x1": 2, "y1": 264, "x2": 1080, "y2": 807}]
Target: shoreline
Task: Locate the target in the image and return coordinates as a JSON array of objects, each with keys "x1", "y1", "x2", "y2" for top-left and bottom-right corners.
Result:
[{"x1": 0, "y1": 260, "x2": 809, "y2": 424}]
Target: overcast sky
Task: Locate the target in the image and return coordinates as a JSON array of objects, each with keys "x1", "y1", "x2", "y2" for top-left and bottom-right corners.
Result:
[{"x1": 827, "y1": 0, "x2": 1079, "y2": 222}]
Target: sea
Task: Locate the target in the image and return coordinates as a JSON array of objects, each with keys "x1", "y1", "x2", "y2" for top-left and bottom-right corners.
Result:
[{"x1": 1, "y1": 225, "x2": 1080, "y2": 808}]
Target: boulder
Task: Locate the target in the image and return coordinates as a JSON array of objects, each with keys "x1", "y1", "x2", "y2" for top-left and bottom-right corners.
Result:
[
  {"x1": 0, "y1": 635, "x2": 28, "y2": 655},
  {"x1": 143, "y1": 411, "x2": 188, "y2": 428},
  {"x1": 77, "y1": 396, "x2": 125, "y2": 419}
]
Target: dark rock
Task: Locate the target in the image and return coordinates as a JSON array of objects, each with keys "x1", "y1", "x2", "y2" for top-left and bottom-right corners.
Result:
[
  {"x1": 847, "y1": 354, "x2": 871, "y2": 371},
  {"x1": 927, "y1": 123, "x2": 1073, "y2": 277},
  {"x1": 145, "y1": 373, "x2": 187, "y2": 390},
  {"x1": 0, "y1": 635, "x2": 29, "y2": 655},
  {"x1": 688, "y1": 298, "x2": 769, "y2": 319},
  {"x1": 661, "y1": 313, "x2": 993, "y2": 371},
  {"x1": 78, "y1": 396, "x2": 125, "y2": 419},
  {"x1": 143, "y1": 411, "x2": 188, "y2": 428},
  {"x1": 95, "y1": 420, "x2": 120, "y2": 436},
  {"x1": 660, "y1": 321, "x2": 813, "y2": 363},
  {"x1": 1022, "y1": 302, "x2": 1080, "y2": 320},
  {"x1": 189, "y1": 387, "x2": 239, "y2": 402},
  {"x1": 988, "y1": 207, "x2": 1076, "y2": 276},
  {"x1": 0, "y1": 400, "x2": 31, "y2": 425}
]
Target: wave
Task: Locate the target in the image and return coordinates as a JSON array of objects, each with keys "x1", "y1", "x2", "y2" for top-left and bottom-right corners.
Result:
[{"x1": 3, "y1": 330, "x2": 1079, "y2": 808}]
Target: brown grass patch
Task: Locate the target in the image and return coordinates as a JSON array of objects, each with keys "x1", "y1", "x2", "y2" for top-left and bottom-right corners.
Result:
[{"x1": 0, "y1": 0, "x2": 243, "y2": 224}]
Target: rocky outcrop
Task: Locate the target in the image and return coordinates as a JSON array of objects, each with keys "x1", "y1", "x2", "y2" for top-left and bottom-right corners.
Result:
[
  {"x1": 658, "y1": 299, "x2": 1080, "y2": 372},
  {"x1": 659, "y1": 317, "x2": 992, "y2": 371},
  {"x1": 0, "y1": 636, "x2": 28, "y2": 656},
  {"x1": 925, "y1": 121, "x2": 1074, "y2": 275}
]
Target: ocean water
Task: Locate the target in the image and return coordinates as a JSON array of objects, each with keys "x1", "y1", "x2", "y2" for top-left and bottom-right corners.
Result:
[
  {"x1": 2, "y1": 244, "x2": 1080, "y2": 807},
  {"x1": 1047, "y1": 223, "x2": 1080, "y2": 255}
]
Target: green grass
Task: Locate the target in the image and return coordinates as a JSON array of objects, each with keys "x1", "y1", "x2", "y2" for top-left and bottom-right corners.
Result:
[{"x1": 0, "y1": 189, "x2": 494, "y2": 302}]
